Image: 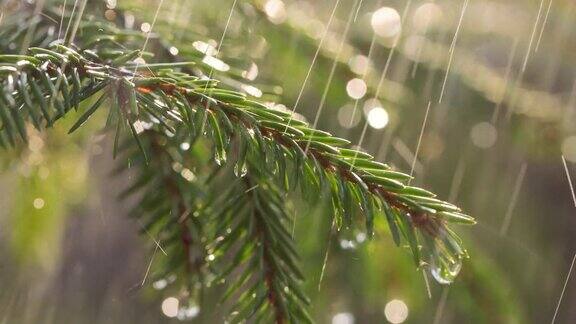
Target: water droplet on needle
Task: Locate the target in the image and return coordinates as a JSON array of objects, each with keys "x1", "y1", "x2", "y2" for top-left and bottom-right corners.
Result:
[{"x1": 430, "y1": 257, "x2": 462, "y2": 284}]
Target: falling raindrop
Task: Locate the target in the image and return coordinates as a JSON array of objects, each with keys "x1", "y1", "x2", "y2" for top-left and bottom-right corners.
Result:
[{"x1": 430, "y1": 257, "x2": 462, "y2": 285}]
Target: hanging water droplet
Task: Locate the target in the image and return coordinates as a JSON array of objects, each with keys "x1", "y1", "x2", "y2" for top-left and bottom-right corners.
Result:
[
  {"x1": 214, "y1": 149, "x2": 226, "y2": 166},
  {"x1": 234, "y1": 161, "x2": 248, "y2": 177},
  {"x1": 430, "y1": 257, "x2": 462, "y2": 285}
]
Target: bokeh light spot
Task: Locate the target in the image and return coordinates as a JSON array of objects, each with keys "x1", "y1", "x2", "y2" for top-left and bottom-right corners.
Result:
[
  {"x1": 264, "y1": 0, "x2": 287, "y2": 24},
  {"x1": 384, "y1": 299, "x2": 409, "y2": 323},
  {"x1": 348, "y1": 55, "x2": 370, "y2": 75},
  {"x1": 332, "y1": 312, "x2": 355, "y2": 324},
  {"x1": 140, "y1": 22, "x2": 151, "y2": 33},
  {"x1": 412, "y1": 3, "x2": 443, "y2": 32},
  {"x1": 33, "y1": 198, "x2": 45, "y2": 210},
  {"x1": 338, "y1": 105, "x2": 361, "y2": 128},
  {"x1": 161, "y1": 297, "x2": 179, "y2": 318},
  {"x1": 367, "y1": 107, "x2": 389, "y2": 129},
  {"x1": 371, "y1": 7, "x2": 401, "y2": 38},
  {"x1": 346, "y1": 78, "x2": 367, "y2": 99},
  {"x1": 169, "y1": 46, "x2": 179, "y2": 56},
  {"x1": 470, "y1": 122, "x2": 497, "y2": 149}
]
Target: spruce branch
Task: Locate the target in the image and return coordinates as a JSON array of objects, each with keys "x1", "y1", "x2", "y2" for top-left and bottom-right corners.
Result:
[
  {"x1": 1, "y1": 40, "x2": 473, "y2": 279},
  {"x1": 0, "y1": 1, "x2": 476, "y2": 321},
  {"x1": 207, "y1": 172, "x2": 311, "y2": 324},
  {"x1": 117, "y1": 129, "x2": 211, "y2": 307}
]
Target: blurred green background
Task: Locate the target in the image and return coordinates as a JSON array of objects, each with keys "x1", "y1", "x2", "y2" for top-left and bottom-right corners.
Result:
[{"x1": 1, "y1": 0, "x2": 576, "y2": 323}]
